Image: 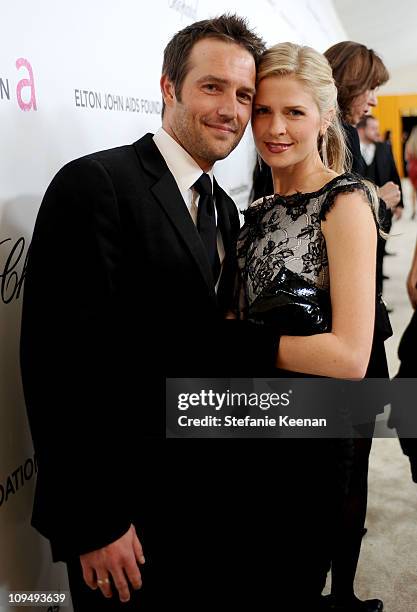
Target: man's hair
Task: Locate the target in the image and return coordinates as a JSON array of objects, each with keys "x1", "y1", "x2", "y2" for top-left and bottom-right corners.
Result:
[
  {"x1": 324, "y1": 41, "x2": 389, "y2": 123},
  {"x1": 161, "y1": 13, "x2": 265, "y2": 116},
  {"x1": 356, "y1": 115, "x2": 378, "y2": 130}
]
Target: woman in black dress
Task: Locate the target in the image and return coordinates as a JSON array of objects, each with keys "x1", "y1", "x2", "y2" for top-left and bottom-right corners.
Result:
[{"x1": 237, "y1": 42, "x2": 386, "y2": 611}]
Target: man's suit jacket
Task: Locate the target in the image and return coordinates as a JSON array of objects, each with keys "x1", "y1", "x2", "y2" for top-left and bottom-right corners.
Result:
[
  {"x1": 20, "y1": 133, "x2": 251, "y2": 560},
  {"x1": 372, "y1": 141, "x2": 403, "y2": 201},
  {"x1": 20, "y1": 134, "x2": 337, "y2": 607},
  {"x1": 363, "y1": 141, "x2": 404, "y2": 229}
]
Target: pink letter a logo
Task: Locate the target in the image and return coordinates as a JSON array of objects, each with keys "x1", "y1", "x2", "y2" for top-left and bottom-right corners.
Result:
[{"x1": 16, "y1": 58, "x2": 37, "y2": 111}]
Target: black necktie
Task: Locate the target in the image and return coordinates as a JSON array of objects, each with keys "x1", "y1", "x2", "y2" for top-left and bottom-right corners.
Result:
[{"x1": 193, "y1": 173, "x2": 221, "y2": 282}]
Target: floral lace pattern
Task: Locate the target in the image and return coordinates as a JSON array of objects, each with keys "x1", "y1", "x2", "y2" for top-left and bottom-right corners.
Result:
[{"x1": 236, "y1": 173, "x2": 375, "y2": 313}]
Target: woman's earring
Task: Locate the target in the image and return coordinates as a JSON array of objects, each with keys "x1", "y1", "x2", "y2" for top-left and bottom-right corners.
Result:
[
  {"x1": 321, "y1": 132, "x2": 328, "y2": 167},
  {"x1": 257, "y1": 153, "x2": 263, "y2": 170}
]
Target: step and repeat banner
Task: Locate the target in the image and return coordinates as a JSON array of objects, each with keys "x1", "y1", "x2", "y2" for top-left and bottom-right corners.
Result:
[{"x1": 0, "y1": 1, "x2": 345, "y2": 610}]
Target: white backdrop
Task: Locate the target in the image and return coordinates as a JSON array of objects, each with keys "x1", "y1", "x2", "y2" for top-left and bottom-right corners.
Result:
[{"x1": 0, "y1": 2, "x2": 345, "y2": 610}]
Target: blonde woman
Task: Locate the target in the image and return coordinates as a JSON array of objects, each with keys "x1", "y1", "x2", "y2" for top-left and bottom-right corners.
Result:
[
  {"x1": 235, "y1": 43, "x2": 385, "y2": 611},
  {"x1": 405, "y1": 126, "x2": 417, "y2": 219}
]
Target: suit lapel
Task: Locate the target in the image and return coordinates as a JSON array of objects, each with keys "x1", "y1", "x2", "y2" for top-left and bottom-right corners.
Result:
[
  {"x1": 213, "y1": 179, "x2": 240, "y2": 313},
  {"x1": 134, "y1": 134, "x2": 215, "y2": 298},
  {"x1": 152, "y1": 173, "x2": 216, "y2": 296}
]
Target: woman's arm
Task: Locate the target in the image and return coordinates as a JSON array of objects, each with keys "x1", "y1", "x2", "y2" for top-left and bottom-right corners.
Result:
[
  {"x1": 407, "y1": 237, "x2": 417, "y2": 309},
  {"x1": 276, "y1": 192, "x2": 377, "y2": 378}
]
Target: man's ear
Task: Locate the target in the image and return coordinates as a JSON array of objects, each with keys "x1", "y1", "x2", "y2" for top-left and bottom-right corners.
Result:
[{"x1": 160, "y1": 74, "x2": 176, "y2": 109}]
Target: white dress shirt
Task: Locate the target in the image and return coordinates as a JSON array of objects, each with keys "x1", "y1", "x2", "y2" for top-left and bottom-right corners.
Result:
[
  {"x1": 360, "y1": 141, "x2": 376, "y2": 166},
  {"x1": 153, "y1": 127, "x2": 225, "y2": 271}
]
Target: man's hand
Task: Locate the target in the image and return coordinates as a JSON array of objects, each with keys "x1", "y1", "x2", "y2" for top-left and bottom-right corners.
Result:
[
  {"x1": 378, "y1": 182, "x2": 401, "y2": 209},
  {"x1": 407, "y1": 270, "x2": 417, "y2": 309},
  {"x1": 225, "y1": 311, "x2": 237, "y2": 319},
  {"x1": 80, "y1": 524, "x2": 145, "y2": 603}
]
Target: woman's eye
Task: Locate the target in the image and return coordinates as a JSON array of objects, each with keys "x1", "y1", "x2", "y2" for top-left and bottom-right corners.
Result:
[
  {"x1": 204, "y1": 84, "x2": 218, "y2": 92},
  {"x1": 289, "y1": 109, "x2": 304, "y2": 116},
  {"x1": 254, "y1": 107, "x2": 269, "y2": 115}
]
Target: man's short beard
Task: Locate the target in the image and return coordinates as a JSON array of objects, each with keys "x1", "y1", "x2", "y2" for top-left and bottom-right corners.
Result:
[{"x1": 200, "y1": 141, "x2": 236, "y2": 163}]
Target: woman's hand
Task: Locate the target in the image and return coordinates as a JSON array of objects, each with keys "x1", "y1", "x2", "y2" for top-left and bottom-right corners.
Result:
[{"x1": 407, "y1": 270, "x2": 417, "y2": 309}]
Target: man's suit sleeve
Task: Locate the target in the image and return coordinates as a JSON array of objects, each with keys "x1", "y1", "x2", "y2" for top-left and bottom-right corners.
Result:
[{"x1": 21, "y1": 157, "x2": 133, "y2": 557}]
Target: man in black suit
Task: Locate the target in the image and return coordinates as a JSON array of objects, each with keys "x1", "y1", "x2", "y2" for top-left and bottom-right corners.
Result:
[
  {"x1": 20, "y1": 15, "x2": 275, "y2": 611},
  {"x1": 357, "y1": 115, "x2": 403, "y2": 293}
]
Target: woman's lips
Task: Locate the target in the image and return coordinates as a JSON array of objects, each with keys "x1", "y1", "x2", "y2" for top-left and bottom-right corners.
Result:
[{"x1": 265, "y1": 142, "x2": 293, "y2": 153}]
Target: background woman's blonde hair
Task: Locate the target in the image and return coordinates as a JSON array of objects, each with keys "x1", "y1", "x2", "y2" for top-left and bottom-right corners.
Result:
[
  {"x1": 257, "y1": 42, "x2": 348, "y2": 174},
  {"x1": 406, "y1": 126, "x2": 417, "y2": 159}
]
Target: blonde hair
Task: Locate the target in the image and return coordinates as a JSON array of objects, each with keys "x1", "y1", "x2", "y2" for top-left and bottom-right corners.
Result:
[
  {"x1": 257, "y1": 42, "x2": 382, "y2": 221},
  {"x1": 406, "y1": 126, "x2": 417, "y2": 159},
  {"x1": 257, "y1": 42, "x2": 348, "y2": 173}
]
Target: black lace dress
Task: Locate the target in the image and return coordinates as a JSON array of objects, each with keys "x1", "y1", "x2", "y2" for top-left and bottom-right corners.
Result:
[
  {"x1": 236, "y1": 171, "x2": 389, "y2": 384},
  {"x1": 236, "y1": 172, "x2": 390, "y2": 601}
]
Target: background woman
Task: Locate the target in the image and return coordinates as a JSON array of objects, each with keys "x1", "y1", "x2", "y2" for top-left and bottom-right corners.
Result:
[{"x1": 324, "y1": 41, "x2": 400, "y2": 299}]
